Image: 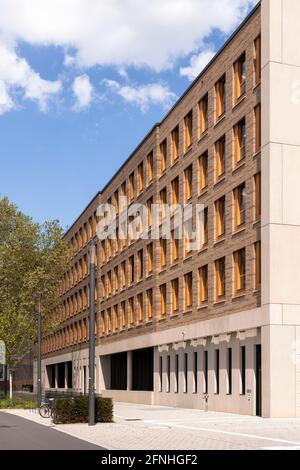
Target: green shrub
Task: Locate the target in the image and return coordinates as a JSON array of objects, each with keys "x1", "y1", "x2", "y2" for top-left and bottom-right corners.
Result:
[
  {"x1": 53, "y1": 396, "x2": 113, "y2": 424},
  {"x1": 0, "y1": 398, "x2": 37, "y2": 409}
]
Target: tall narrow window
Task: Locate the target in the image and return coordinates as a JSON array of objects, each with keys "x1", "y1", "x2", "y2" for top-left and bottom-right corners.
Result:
[
  {"x1": 171, "y1": 177, "x2": 179, "y2": 206},
  {"x1": 175, "y1": 354, "x2": 179, "y2": 393},
  {"x1": 233, "y1": 182, "x2": 246, "y2": 229},
  {"x1": 114, "y1": 266, "x2": 119, "y2": 292},
  {"x1": 101, "y1": 311, "x2": 105, "y2": 336},
  {"x1": 171, "y1": 230, "x2": 179, "y2": 263},
  {"x1": 215, "y1": 257, "x2": 225, "y2": 300},
  {"x1": 199, "y1": 94, "x2": 208, "y2": 135},
  {"x1": 129, "y1": 255, "x2": 134, "y2": 284},
  {"x1": 254, "y1": 35, "x2": 261, "y2": 86},
  {"x1": 172, "y1": 125, "x2": 179, "y2": 162},
  {"x1": 184, "y1": 164, "x2": 193, "y2": 202},
  {"x1": 234, "y1": 248, "x2": 246, "y2": 294},
  {"x1": 128, "y1": 297, "x2": 134, "y2": 326},
  {"x1": 160, "y1": 238, "x2": 167, "y2": 269},
  {"x1": 146, "y1": 288, "x2": 153, "y2": 320},
  {"x1": 215, "y1": 196, "x2": 226, "y2": 239},
  {"x1": 107, "y1": 308, "x2": 112, "y2": 334},
  {"x1": 138, "y1": 162, "x2": 144, "y2": 193},
  {"x1": 147, "y1": 196, "x2": 153, "y2": 228},
  {"x1": 114, "y1": 305, "x2": 119, "y2": 331},
  {"x1": 203, "y1": 351, "x2": 208, "y2": 394},
  {"x1": 121, "y1": 181, "x2": 126, "y2": 210},
  {"x1": 137, "y1": 293, "x2": 143, "y2": 323},
  {"x1": 160, "y1": 284, "x2": 167, "y2": 317},
  {"x1": 184, "y1": 110, "x2": 193, "y2": 150},
  {"x1": 227, "y1": 348, "x2": 232, "y2": 395},
  {"x1": 147, "y1": 151, "x2": 153, "y2": 185},
  {"x1": 234, "y1": 52, "x2": 246, "y2": 103},
  {"x1": 240, "y1": 346, "x2": 246, "y2": 395},
  {"x1": 199, "y1": 151, "x2": 208, "y2": 191},
  {"x1": 254, "y1": 241, "x2": 261, "y2": 290},
  {"x1": 121, "y1": 301, "x2": 126, "y2": 329},
  {"x1": 171, "y1": 278, "x2": 179, "y2": 314},
  {"x1": 234, "y1": 118, "x2": 246, "y2": 165},
  {"x1": 129, "y1": 172, "x2": 135, "y2": 201},
  {"x1": 214, "y1": 349, "x2": 220, "y2": 394},
  {"x1": 147, "y1": 242, "x2": 153, "y2": 274},
  {"x1": 114, "y1": 190, "x2": 119, "y2": 215},
  {"x1": 160, "y1": 139, "x2": 167, "y2": 174},
  {"x1": 107, "y1": 271, "x2": 112, "y2": 296},
  {"x1": 159, "y1": 356, "x2": 163, "y2": 392},
  {"x1": 215, "y1": 135, "x2": 226, "y2": 179},
  {"x1": 137, "y1": 249, "x2": 143, "y2": 280},
  {"x1": 184, "y1": 353, "x2": 188, "y2": 393},
  {"x1": 167, "y1": 355, "x2": 171, "y2": 393},
  {"x1": 254, "y1": 104, "x2": 261, "y2": 153},
  {"x1": 184, "y1": 272, "x2": 193, "y2": 310},
  {"x1": 121, "y1": 261, "x2": 126, "y2": 288},
  {"x1": 201, "y1": 207, "x2": 208, "y2": 246},
  {"x1": 254, "y1": 173, "x2": 261, "y2": 221},
  {"x1": 193, "y1": 352, "x2": 198, "y2": 394},
  {"x1": 215, "y1": 75, "x2": 226, "y2": 119},
  {"x1": 159, "y1": 187, "x2": 167, "y2": 222},
  {"x1": 199, "y1": 265, "x2": 208, "y2": 305}
]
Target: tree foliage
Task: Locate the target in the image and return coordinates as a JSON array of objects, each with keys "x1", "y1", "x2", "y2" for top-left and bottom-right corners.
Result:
[{"x1": 0, "y1": 197, "x2": 69, "y2": 369}]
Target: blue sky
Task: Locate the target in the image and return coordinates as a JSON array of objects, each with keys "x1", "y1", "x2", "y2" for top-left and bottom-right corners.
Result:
[{"x1": 0, "y1": 0, "x2": 257, "y2": 230}]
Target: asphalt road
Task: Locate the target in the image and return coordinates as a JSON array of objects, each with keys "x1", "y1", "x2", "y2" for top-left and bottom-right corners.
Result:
[{"x1": 0, "y1": 412, "x2": 103, "y2": 450}]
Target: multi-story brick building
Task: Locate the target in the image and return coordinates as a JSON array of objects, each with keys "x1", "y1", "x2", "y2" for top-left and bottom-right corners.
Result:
[{"x1": 39, "y1": 0, "x2": 300, "y2": 418}]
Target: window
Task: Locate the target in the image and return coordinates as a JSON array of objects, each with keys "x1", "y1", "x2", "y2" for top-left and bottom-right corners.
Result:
[
  {"x1": 175, "y1": 354, "x2": 179, "y2": 393},
  {"x1": 215, "y1": 75, "x2": 226, "y2": 119},
  {"x1": 254, "y1": 172, "x2": 261, "y2": 221},
  {"x1": 171, "y1": 177, "x2": 179, "y2": 205},
  {"x1": 171, "y1": 278, "x2": 179, "y2": 314},
  {"x1": 160, "y1": 284, "x2": 167, "y2": 317},
  {"x1": 203, "y1": 351, "x2": 208, "y2": 394},
  {"x1": 240, "y1": 346, "x2": 246, "y2": 395},
  {"x1": 114, "y1": 266, "x2": 119, "y2": 292},
  {"x1": 137, "y1": 249, "x2": 143, "y2": 280},
  {"x1": 234, "y1": 52, "x2": 246, "y2": 102},
  {"x1": 101, "y1": 275, "x2": 106, "y2": 299},
  {"x1": 215, "y1": 135, "x2": 226, "y2": 179},
  {"x1": 199, "y1": 265, "x2": 208, "y2": 304},
  {"x1": 146, "y1": 288, "x2": 153, "y2": 320},
  {"x1": 138, "y1": 162, "x2": 144, "y2": 193},
  {"x1": 234, "y1": 248, "x2": 246, "y2": 294},
  {"x1": 147, "y1": 197, "x2": 153, "y2": 228},
  {"x1": 184, "y1": 272, "x2": 193, "y2": 310},
  {"x1": 121, "y1": 301, "x2": 126, "y2": 329},
  {"x1": 227, "y1": 348, "x2": 232, "y2": 395},
  {"x1": 233, "y1": 182, "x2": 246, "y2": 229},
  {"x1": 199, "y1": 151, "x2": 208, "y2": 191},
  {"x1": 160, "y1": 139, "x2": 167, "y2": 174},
  {"x1": 214, "y1": 349, "x2": 220, "y2": 394},
  {"x1": 254, "y1": 104, "x2": 261, "y2": 153},
  {"x1": 184, "y1": 110, "x2": 193, "y2": 150},
  {"x1": 114, "y1": 190, "x2": 119, "y2": 215},
  {"x1": 160, "y1": 238, "x2": 167, "y2": 269},
  {"x1": 107, "y1": 271, "x2": 112, "y2": 296},
  {"x1": 199, "y1": 94, "x2": 208, "y2": 135},
  {"x1": 121, "y1": 181, "x2": 126, "y2": 209},
  {"x1": 254, "y1": 35, "x2": 261, "y2": 86},
  {"x1": 184, "y1": 164, "x2": 193, "y2": 202},
  {"x1": 129, "y1": 172, "x2": 135, "y2": 201},
  {"x1": 100, "y1": 241, "x2": 107, "y2": 265},
  {"x1": 167, "y1": 356, "x2": 171, "y2": 393},
  {"x1": 201, "y1": 207, "x2": 208, "y2": 246},
  {"x1": 114, "y1": 305, "x2": 119, "y2": 331},
  {"x1": 215, "y1": 196, "x2": 225, "y2": 239},
  {"x1": 147, "y1": 151, "x2": 153, "y2": 184},
  {"x1": 254, "y1": 241, "x2": 261, "y2": 290},
  {"x1": 137, "y1": 293, "x2": 143, "y2": 323},
  {"x1": 171, "y1": 230, "x2": 179, "y2": 262},
  {"x1": 128, "y1": 297, "x2": 134, "y2": 325},
  {"x1": 215, "y1": 257, "x2": 225, "y2": 300},
  {"x1": 184, "y1": 353, "x2": 188, "y2": 393},
  {"x1": 101, "y1": 311, "x2": 105, "y2": 336},
  {"x1": 107, "y1": 308, "x2": 112, "y2": 333},
  {"x1": 159, "y1": 187, "x2": 167, "y2": 222},
  {"x1": 147, "y1": 243, "x2": 153, "y2": 274},
  {"x1": 234, "y1": 118, "x2": 246, "y2": 165},
  {"x1": 193, "y1": 352, "x2": 198, "y2": 394},
  {"x1": 129, "y1": 255, "x2": 134, "y2": 284},
  {"x1": 121, "y1": 261, "x2": 126, "y2": 288},
  {"x1": 172, "y1": 125, "x2": 179, "y2": 162}
]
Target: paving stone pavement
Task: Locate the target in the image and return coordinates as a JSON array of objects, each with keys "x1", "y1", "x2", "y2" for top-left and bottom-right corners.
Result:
[{"x1": 4, "y1": 403, "x2": 300, "y2": 450}]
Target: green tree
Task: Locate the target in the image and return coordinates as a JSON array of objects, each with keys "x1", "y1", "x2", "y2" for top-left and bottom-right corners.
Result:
[{"x1": 0, "y1": 197, "x2": 69, "y2": 397}]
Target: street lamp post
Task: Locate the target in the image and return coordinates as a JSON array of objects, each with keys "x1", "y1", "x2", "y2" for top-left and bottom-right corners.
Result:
[
  {"x1": 88, "y1": 241, "x2": 96, "y2": 426},
  {"x1": 37, "y1": 295, "x2": 42, "y2": 407}
]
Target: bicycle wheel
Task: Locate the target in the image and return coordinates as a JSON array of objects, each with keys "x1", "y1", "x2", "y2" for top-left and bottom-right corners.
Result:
[{"x1": 39, "y1": 404, "x2": 50, "y2": 418}]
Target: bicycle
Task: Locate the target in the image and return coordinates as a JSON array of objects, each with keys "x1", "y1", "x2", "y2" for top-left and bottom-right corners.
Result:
[{"x1": 39, "y1": 398, "x2": 54, "y2": 418}]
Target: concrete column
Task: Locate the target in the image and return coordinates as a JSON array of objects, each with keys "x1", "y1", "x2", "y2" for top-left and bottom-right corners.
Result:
[
  {"x1": 54, "y1": 364, "x2": 58, "y2": 389},
  {"x1": 127, "y1": 351, "x2": 132, "y2": 391},
  {"x1": 64, "y1": 362, "x2": 68, "y2": 389}
]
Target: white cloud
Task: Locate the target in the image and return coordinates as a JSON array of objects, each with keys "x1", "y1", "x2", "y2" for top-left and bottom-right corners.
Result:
[
  {"x1": 104, "y1": 79, "x2": 176, "y2": 112},
  {"x1": 72, "y1": 75, "x2": 93, "y2": 110},
  {"x1": 180, "y1": 49, "x2": 216, "y2": 81},
  {"x1": 0, "y1": 44, "x2": 61, "y2": 114}
]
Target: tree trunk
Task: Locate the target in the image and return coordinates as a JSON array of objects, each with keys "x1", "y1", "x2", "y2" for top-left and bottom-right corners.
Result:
[{"x1": 9, "y1": 369, "x2": 13, "y2": 399}]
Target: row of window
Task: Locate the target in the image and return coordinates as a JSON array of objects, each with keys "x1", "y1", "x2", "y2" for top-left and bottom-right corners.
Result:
[
  {"x1": 69, "y1": 212, "x2": 98, "y2": 257},
  {"x1": 158, "y1": 346, "x2": 248, "y2": 396}
]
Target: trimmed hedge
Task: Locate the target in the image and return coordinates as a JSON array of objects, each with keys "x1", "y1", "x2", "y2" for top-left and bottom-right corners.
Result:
[
  {"x1": 53, "y1": 396, "x2": 113, "y2": 424},
  {"x1": 0, "y1": 398, "x2": 37, "y2": 409}
]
